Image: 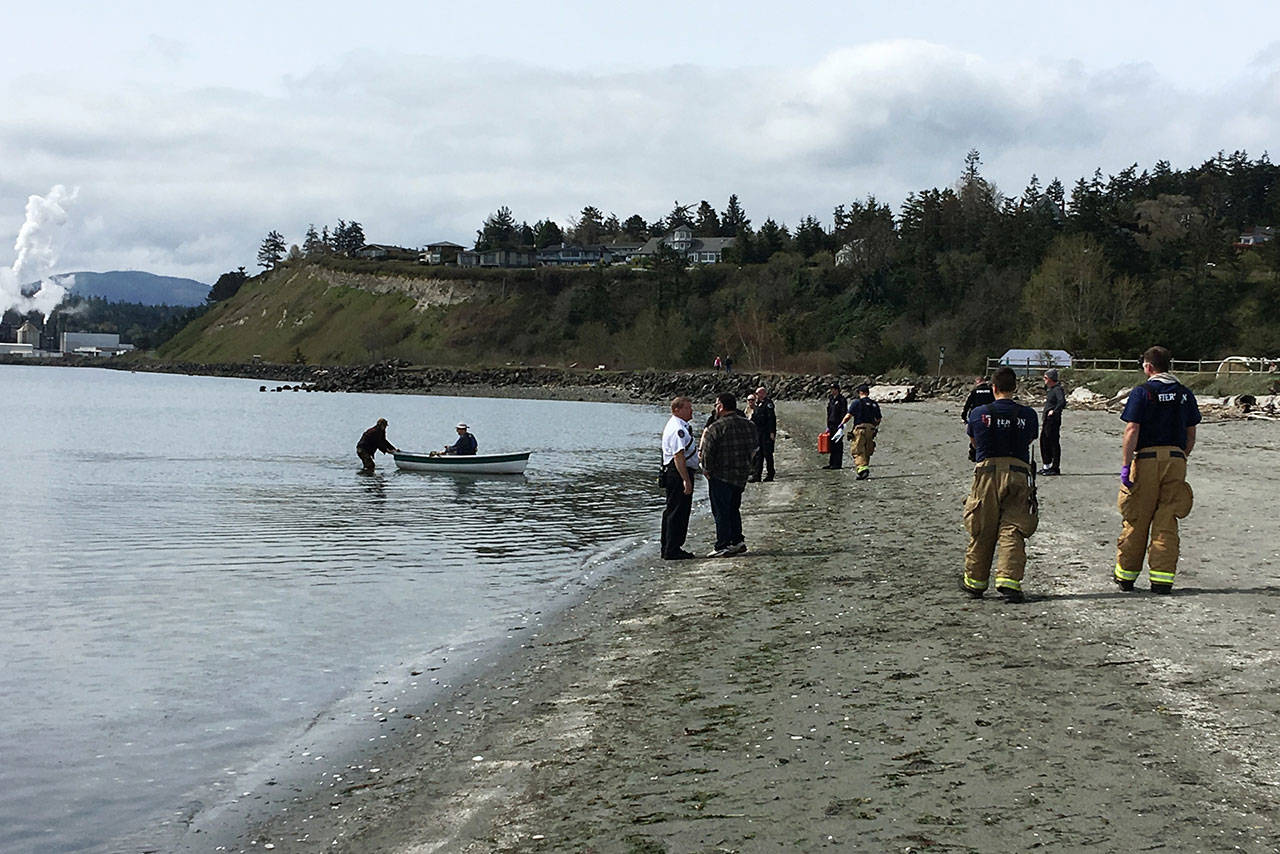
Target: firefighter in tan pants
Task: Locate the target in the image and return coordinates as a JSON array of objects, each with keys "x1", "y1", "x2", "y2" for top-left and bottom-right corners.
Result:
[
  {"x1": 833, "y1": 384, "x2": 882, "y2": 480},
  {"x1": 962, "y1": 366, "x2": 1039, "y2": 603},
  {"x1": 1115, "y1": 346, "x2": 1201, "y2": 593}
]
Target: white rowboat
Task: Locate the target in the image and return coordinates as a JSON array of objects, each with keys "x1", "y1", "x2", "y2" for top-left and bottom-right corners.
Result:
[{"x1": 392, "y1": 451, "x2": 531, "y2": 475}]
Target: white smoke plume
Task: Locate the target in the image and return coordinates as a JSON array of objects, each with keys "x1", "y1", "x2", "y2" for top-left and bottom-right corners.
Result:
[{"x1": 0, "y1": 185, "x2": 78, "y2": 320}]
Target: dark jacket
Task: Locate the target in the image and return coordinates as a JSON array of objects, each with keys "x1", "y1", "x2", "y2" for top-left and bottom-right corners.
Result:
[
  {"x1": 701, "y1": 410, "x2": 758, "y2": 489},
  {"x1": 961, "y1": 383, "x2": 995, "y2": 422},
  {"x1": 751, "y1": 399, "x2": 777, "y2": 448},
  {"x1": 445, "y1": 433, "x2": 478, "y2": 455},
  {"x1": 357, "y1": 424, "x2": 395, "y2": 453},
  {"x1": 826, "y1": 394, "x2": 848, "y2": 432}
]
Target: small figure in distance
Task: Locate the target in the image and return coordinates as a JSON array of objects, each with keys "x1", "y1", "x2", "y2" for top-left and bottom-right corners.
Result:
[
  {"x1": 822, "y1": 382, "x2": 847, "y2": 469},
  {"x1": 961, "y1": 376, "x2": 995, "y2": 462},
  {"x1": 357, "y1": 418, "x2": 398, "y2": 472},
  {"x1": 442, "y1": 422, "x2": 478, "y2": 456},
  {"x1": 835, "y1": 384, "x2": 882, "y2": 479},
  {"x1": 1039, "y1": 368, "x2": 1066, "y2": 475}
]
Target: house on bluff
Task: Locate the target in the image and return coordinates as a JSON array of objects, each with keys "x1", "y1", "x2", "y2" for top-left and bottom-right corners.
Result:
[{"x1": 635, "y1": 225, "x2": 735, "y2": 264}]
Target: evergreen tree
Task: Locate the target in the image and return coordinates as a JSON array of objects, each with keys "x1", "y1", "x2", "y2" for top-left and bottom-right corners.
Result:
[
  {"x1": 664, "y1": 201, "x2": 694, "y2": 230},
  {"x1": 693, "y1": 201, "x2": 720, "y2": 237},
  {"x1": 720, "y1": 194, "x2": 751, "y2": 236},
  {"x1": 476, "y1": 206, "x2": 520, "y2": 250},
  {"x1": 207, "y1": 268, "x2": 248, "y2": 302},
  {"x1": 533, "y1": 219, "x2": 564, "y2": 248},
  {"x1": 622, "y1": 214, "x2": 648, "y2": 239},
  {"x1": 257, "y1": 230, "x2": 286, "y2": 269},
  {"x1": 572, "y1": 206, "x2": 606, "y2": 244},
  {"x1": 793, "y1": 215, "x2": 828, "y2": 257},
  {"x1": 303, "y1": 224, "x2": 324, "y2": 257}
]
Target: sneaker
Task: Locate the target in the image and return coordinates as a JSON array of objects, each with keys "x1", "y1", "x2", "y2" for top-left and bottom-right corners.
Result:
[
  {"x1": 747, "y1": 476, "x2": 761, "y2": 483},
  {"x1": 996, "y1": 585, "x2": 1025, "y2": 603},
  {"x1": 959, "y1": 576, "x2": 984, "y2": 599},
  {"x1": 1113, "y1": 576, "x2": 1135, "y2": 592},
  {"x1": 1150, "y1": 582, "x2": 1173, "y2": 595},
  {"x1": 725, "y1": 541, "x2": 747, "y2": 555},
  {"x1": 707, "y1": 546, "x2": 733, "y2": 558},
  {"x1": 821, "y1": 464, "x2": 837, "y2": 470},
  {"x1": 856, "y1": 469, "x2": 870, "y2": 480},
  {"x1": 663, "y1": 550, "x2": 696, "y2": 561},
  {"x1": 762, "y1": 475, "x2": 774, "y2": 482}
]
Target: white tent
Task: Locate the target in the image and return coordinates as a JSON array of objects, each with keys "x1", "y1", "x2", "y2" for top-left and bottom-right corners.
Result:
[{"x1": 999, "y1": 348, "x2": 1072, "y2": 376}]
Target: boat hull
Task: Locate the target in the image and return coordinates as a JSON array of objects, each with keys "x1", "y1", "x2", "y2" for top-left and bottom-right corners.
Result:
[{"x1": 392, "y1": 451, "x2": 530, "y2": 475}]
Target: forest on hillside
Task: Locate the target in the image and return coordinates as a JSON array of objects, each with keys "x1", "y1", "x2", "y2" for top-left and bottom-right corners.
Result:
[{"x1": 221, "y1": 150, "x2": 1280, "y2": 373}]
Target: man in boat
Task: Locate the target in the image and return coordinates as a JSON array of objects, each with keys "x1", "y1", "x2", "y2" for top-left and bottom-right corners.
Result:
[
  {"x1": 443, "y1": 423, "x2": 478, "y2": 455},
  {"x1": 660, "y1": 396, "x2": 699, "y2": 561},
  {"x1": 356, "y1": 418, "x2": 398, "y2": 472}
]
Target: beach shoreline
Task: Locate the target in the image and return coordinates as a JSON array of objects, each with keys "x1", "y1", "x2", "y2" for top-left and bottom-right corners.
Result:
[{"x1": 185, "y1": 398, "x2": 1280, "y2": 852}]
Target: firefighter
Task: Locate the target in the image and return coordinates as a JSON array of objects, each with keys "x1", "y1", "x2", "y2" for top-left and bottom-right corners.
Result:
[
  {"x1": 961, "y1": 366, "x2": 1039, "y2": 603},
  {"x1": 1114, "y1": 346, "x2": 1201, "y2": 594}
]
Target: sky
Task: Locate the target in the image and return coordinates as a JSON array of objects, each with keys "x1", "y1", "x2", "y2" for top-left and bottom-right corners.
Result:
[{"x1": 3, "y1": 0, "x2": 1280, "y2": 285}]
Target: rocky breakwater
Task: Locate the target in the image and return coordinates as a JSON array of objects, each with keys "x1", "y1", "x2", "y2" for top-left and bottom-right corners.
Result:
[{"x1": 297, "y1": 362, "x2": 964, "y2": 404}]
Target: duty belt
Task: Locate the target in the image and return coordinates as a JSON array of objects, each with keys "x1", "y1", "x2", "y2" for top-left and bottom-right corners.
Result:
[
  {"x1": 974, "y1": 461, "x2": 1029, "y2": 475},
  {"x1": 1135, "y1": 450, "x2": 1185, "y2": 460}
]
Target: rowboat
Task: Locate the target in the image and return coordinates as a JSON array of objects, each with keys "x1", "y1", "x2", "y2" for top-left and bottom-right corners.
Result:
[{"x1": 392, "y1": 450, "x2": 531, "y2": 475}]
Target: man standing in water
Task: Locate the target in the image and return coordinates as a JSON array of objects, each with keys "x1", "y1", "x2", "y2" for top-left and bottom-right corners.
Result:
[
  {"x1": 1114, "y1": 346, "x2": 1201, "y2": 594},
  {"x1": 356, "y1": 418, "x2": 398, "y2": 472},
  {"x1": 660, "y1": 397, "x2": 699, "y2": 561},
  {"x1": 701, "y1": 393, "x2": 757, "y2": 557},
  {"x1": 962, "y1": 367, "x2": 1039, "y2": 603}
]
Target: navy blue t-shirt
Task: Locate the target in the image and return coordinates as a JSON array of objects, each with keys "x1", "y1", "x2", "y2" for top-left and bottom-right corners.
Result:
[
  {"x1": 1120, "y1": 379, "x2": 1201, "y2": 450},
  {"x1": 847, "y1": 397, "x2": 882, "y2": 426},
  {"x1": 967, "y1": 399, "x2": 1038, "y2": 463}
]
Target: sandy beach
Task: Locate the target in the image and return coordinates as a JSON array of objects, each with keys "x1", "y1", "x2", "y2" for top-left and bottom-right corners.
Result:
[{"x1": 191, "y1": 396, "x2": 1280, "y2": 853}]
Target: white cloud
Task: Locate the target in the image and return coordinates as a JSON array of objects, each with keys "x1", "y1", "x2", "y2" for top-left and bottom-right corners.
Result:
[{"x1": 2, "y1": 41, "x2": 1278, "y2": 283}]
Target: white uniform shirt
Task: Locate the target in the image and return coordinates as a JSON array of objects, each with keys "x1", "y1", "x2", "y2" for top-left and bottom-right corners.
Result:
[{"x1": 661, "y1": 414, "x2": 699, "y2": 471}]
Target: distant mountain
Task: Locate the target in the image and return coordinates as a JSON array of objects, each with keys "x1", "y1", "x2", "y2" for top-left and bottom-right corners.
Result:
[{"x1": 58, "y1": 271, "x2": 209, "y2": 307}]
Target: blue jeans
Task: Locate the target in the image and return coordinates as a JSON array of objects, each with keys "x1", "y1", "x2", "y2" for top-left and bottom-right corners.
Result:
[{"x1": 707, "y1": 476, "x2": 744, "y2": 550}]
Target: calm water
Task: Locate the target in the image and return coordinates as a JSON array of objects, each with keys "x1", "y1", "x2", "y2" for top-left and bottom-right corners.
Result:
[{"x1": 0, "y1": 365, "x2": 668, "y2": 853}]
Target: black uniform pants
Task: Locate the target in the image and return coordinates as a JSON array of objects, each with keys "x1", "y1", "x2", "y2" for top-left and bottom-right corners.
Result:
[
  {"x1": 827, "y1": 436, "x2": 844, "y2": 468},
  {"x1": 661, "y1": 472, "x2": 693, "y2": 557},
  {"x1": 752, "y1": 440, "x2": 776, "y2": 480},
  {"x1": 1040, "y1": 413, "x2": 1061, "y2": 471}
]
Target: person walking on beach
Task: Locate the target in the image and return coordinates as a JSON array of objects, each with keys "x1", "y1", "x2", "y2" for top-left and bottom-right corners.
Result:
[
  {"x1": 660, "y1": 396, "x2": 700, "y2": 561},
  {"x1": 1114, "y1": 346, "x2": 1201, "y2": 594},
  {"x1": 748, "y1": 385, "x2": 776, "y2": 482},
  {"x1": 961, "y1": 376, "x2": 995, "y2": 462},
  {"x1": 356, "y1": 418, "x2": 398, "y2": 472},
  {"x1": 1039, "y1": 369, "x2": 1066, "y2": 475},
  {"x1": 700, "y1": 392, "x2": 757, "y2": 557},
  {"x1": 823, "y1": 382, "x2": 847, "y2": 469},
  {"x1": 834, "y1": 384, "x2": 882, "y2": 479},
  {"x1": 713, "y1": 355, "x2": 722, "y2": 372},
  {"x1": 962, "y1": 366, "x2": 1039, "y2": 602}
]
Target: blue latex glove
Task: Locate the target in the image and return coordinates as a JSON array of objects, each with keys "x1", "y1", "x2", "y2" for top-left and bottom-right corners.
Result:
[{"x1": 1120, "y1": 464, "x2": 1133, "y2": 488}]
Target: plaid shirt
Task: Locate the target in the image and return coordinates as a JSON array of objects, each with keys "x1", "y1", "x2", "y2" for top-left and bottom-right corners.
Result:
[{"x1": 701, "y1": 410, "x2": 759, "y2": 488}]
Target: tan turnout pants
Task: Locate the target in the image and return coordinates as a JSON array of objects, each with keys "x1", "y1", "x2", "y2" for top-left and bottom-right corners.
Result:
[
  {"x1": 851, "y1": 424, "x2": 876, "y2": 470},
  {"x1": 1115, "y1": 446, "x2": 1193, "y2": 588},
  {"x1": 963, "y1": 457, "x2": 1038, "y2": 592}
]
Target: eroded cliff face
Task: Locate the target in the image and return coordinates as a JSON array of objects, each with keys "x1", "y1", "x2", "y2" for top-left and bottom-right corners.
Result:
[{"x1": 302, "y1": 265, "x2": 479, "y2": 311}]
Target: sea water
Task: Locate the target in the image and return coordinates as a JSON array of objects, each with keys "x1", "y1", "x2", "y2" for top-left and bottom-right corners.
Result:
[{"x1": 0, "y1": 364, "x2": 670, "y2": 853}]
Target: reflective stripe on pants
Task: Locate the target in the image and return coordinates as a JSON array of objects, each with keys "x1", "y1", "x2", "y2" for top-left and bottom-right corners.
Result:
[
  {"x1": 1116, "y1": 446, "x2": 1193, "y2": 587},
  {"x1": 964, "y1": 458, "x2": 1038, "y2": 590}
]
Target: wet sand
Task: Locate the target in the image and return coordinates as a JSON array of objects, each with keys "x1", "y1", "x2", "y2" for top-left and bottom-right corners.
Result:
[{"x1": 198, "y1": 399, "x2": 1280, "y2": 852}]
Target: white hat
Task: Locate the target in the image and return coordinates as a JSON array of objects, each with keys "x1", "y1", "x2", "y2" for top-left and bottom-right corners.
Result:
[{"x1": 456, "y1": 422, "x2": 468, "y2": 429}]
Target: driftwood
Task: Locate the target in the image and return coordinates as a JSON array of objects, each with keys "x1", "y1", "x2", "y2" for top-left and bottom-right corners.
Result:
[{"x1": 869, "y1": 384, "x2": 917, "y2": 403}]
